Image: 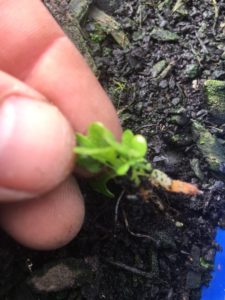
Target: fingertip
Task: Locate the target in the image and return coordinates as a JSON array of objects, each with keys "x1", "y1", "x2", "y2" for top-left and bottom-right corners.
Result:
[
  {"x1": 0, "y1": 177, "x2": 85, "y2": 250},
  {"x1": 0, "y1": 96, "x2": 75, "y2": 201},
  {"x1": 26, "y1": 37, "x2": 122, "y2": 140}
]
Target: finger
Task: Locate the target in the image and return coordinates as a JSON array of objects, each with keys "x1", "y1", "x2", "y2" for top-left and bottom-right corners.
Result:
[
  {"x1": 0, "y1": 71, "x2": 75, "y2": 201},
  {"x1": 0, "y1": 177, "x2": 84, "y2": 250},
  {"x1": 0, "y1": 0, "x2": 122, "y2": 138}
]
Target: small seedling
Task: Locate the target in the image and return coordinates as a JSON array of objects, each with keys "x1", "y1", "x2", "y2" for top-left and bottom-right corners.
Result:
[
  {"x1": 74, "y1": 122, "x2": 201, "y2": 197},
  {"x1": 113, "y1": 80, "x2": 126, "y2": 92}
]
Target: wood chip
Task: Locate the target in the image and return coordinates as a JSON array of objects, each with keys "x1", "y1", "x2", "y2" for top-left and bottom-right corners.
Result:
[{"x1": 89, "y1": 6, "x2": 130, "y2": 48}]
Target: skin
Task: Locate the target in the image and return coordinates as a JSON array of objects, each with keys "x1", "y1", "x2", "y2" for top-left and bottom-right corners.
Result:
[{"x1": 0, "y1": 0, "x2": 122, "y2": 250}]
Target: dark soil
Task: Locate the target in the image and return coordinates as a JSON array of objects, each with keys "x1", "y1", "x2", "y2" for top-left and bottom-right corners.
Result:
[{"x1": 2, "y1": 1, "x2": 225, "y2": 299}]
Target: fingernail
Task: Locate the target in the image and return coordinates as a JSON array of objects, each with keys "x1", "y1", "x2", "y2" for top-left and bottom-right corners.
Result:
[
  {"x1": 0, "y1": 98, "x2": 15, "y2": 153},
  {"x1": 0, "y1": 187, "x2": 36, "y2": 201},
  {"x1": 0, "y1": 98, "x2": 36, "y2": 201}
]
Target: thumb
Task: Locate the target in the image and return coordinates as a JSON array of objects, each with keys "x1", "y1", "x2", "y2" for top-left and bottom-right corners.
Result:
[{"x1": 0, "y1": 71, "x2": 75, "y2": 201}]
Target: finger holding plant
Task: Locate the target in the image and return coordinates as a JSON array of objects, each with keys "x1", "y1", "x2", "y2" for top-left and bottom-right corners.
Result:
[{"x1": 74, "y1": 122, "x2": 201, "y2": 198}]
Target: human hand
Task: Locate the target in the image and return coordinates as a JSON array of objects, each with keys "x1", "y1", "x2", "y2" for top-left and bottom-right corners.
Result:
[{"x1": 0, "y1": 0, "x2": 122, "y2": 250}]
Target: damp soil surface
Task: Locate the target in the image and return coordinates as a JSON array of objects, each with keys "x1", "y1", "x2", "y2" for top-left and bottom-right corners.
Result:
[{"x1": 2, "y1": 1, "x2": 225, "y2": 299}]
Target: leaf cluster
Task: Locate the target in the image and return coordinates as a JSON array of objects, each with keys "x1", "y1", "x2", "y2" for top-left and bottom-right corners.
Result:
[{"x1": 74, "y1": 122, "x2": 152, "y2": 196}]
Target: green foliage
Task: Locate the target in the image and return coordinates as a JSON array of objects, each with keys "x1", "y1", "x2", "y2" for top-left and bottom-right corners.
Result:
[
  {"x1": 74, "y1": 122, "x2": 152, "y2": 197},
  {"x1": 113, "y1": 80, "x2": 126, "y2": 92},
  {"x1": 74, "y1": 122, "x2": 200, "y2": 198},
  {"x1": 89, "y1": 24, "x2": 106, "y2": 43},
  {"x1": 200, "y1": 257, "x2": 212, "y2": 269},
  {"x1": 89, "y1": 32, "x2": 106, "y2": 43}
]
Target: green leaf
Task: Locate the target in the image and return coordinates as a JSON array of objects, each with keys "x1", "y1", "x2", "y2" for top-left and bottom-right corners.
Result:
[
  {"x1": 115, "y1": 163, "x2": 130, "y2": 175},
  {"x1": 120, "y1": 130, "x2": 147, "y2": 158},
  {"x1": 75, "y1": 146, "x2": 113, "y2": 156},
  {"x1": 121, "y1": 129, "x2": 135, "y2": 146},
  {"x1": 74, "y1": 122, "x2": 151, "y2": 197},
  {"x1": 76, "y1": 155, "x2": 102, "y2": 173},
  {"x1": 131, "y1": 134, "x2": 147, "y2": 157},
  {"x1": 76, "y1": 133, "x2": 93, "y2": 147},
  {"x1": 88, "y1": 122, "x2": 115, "y2": 146},
  {"x1": 90, "y1": 173, "x2": 115, "y2": 198}
]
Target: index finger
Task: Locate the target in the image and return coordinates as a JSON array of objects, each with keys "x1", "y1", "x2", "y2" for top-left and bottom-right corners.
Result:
[{"x1": 0, "y1": 0, "x2": 122, "y2": 138}]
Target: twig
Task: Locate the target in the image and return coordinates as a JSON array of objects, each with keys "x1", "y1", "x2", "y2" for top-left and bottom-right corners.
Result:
[
  {"x1": 189, "y1": 44, "x2": 203, "y2": 67},
  {"x1": 135, "y1": 123, "x2": 156, "y2": 131},
  {"x1": 137, "y1": 1, "x2": 143, "y2": 28},
  {"x1": 106, "y1": 260, "x2": 154, "y2": 279},
  {"x1": 172, "y1": 0, "x2": 184, "y2": 13},
  {"x1": 212, "y1": 0, "x2": 219, "y2": 35},
  {"x1": 114, "y1": 190, "x2": 125, "y2": 230},
  {"x1": 105, "y1": 259, "x2": 168, "y2": 285},
  {"x1": 123, "y1": 210, "x2": 159, "y2": 245},
  {"x1": 195, "y1": 33, "x2": 209, "y2": 54},
  {"x1": 89, "y1": 6, "x2": 130, "y2": 48},
  {"x1": 177, "y1": 82, "x2": 188, "y2": 102},
  {"x1": 155, "y1": 61, "x2": 175, "y2": 81},
  {"x1": 69, "y1": 0, "x2": 91, "y2": 22}
]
